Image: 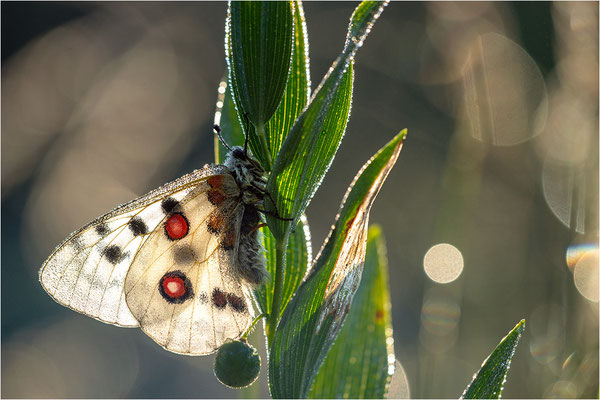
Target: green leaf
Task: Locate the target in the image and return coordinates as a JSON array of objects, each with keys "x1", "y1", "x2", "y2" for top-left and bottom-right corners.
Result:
[
  {"x1": 255, "y1": 214, "x2": 312, "y2": 317},
  {"x1": 265, "y1": 0, "x2": 311, "y2": 159},
  {"x1": 217, "y1": 2, "x2": 308, "y2": 165},
  {"x1": 266, "y1": 0, "x2": 389, "y2": 241},
  {"x1": 461, "y1": 320, "x2": 526, "y2": 399},
  {"x1": 214, "y1": 78, "x2": 245, "y2": 163},
  {"x1": 268, "y1": 130, "x2": 406, "y2": 399},
  {"x1": 226, "y1": 1, "x2": 294, "y2": 168},
  {"x1": 309, "y1": 225, "x2": 395, "y2": 399}
]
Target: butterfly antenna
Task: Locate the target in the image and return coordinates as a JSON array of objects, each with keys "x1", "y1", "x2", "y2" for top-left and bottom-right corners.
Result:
[
  {"x1": 243, "y1": 113, "x2": 250, "y2": 156},
  {"x1": 214, "y1": 124, "x2": 232, "y2": 152}
]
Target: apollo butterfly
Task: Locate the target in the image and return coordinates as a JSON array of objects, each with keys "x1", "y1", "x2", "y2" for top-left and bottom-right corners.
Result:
[{"x1": 39, "y1": 125, "x2": 271, "y2": 355}]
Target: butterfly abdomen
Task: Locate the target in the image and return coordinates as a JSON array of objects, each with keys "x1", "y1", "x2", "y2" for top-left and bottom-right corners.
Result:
[{"x1": 237, "y1": 205, "x2": 268, "y2": 285}]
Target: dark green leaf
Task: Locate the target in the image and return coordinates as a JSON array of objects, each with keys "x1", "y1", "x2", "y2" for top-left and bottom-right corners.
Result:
[
  {"x1": 227, "y1": 1, "x2": 294, "y2": 168},
  {"x1": 217, "y1": 2, "x2": 308, "y2": 166},
  {"x1": 461, "y1": 320, "x2": 526, "y2": 399},
  {"x1": 266, "y1": 0, "x2": 389, "y2": 241},
  {"x1": 265, "y1": 0, "x2": 311, "y2": 159},
  {"x1": 309, "y1": 225, "x2": 395, "y2": 398},
  {"x1": 268, "y1": 131, "x2": 406, "y2": 399},
  {"x1": 346, "y1": 1, "x2": 388, "y2": 49},
  {"x1": 255, "y1": 214, "x2": 312, "y2": 317}
]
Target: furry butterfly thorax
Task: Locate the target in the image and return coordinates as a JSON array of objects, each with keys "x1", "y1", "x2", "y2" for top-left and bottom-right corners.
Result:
[{"x1": 39, "y1": 143, "x2": 270, "y2": 355}]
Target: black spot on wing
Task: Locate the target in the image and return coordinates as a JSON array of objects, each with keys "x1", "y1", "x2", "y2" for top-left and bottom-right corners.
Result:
[
  {"x1": 161, "y1": 198, "x2": 180, "y2": 214},
  {"x1": 173, "y1": 244, "x2": 196, "y2": 265},
  {"x1": 95, "y1": 223, "x2": 109, "y2": 236},
  {"x1": 104, "y1": 245, "x2": 122, "y2": 264},
  {"x1": 227, "y1": 293, "x2": 247, "y2": 313},
  {"x1": 198, "y1": 292, "x2": 209, "y2": 303},
  {"x1": 128, "y1": 217, "x2": 148, "y2": 236},
  {"x1": 70, "y1": 236, "x2": 84, "y2": 250},
  {"x1": 212, "y1": 288, "x2": 227, "y2": 309}
]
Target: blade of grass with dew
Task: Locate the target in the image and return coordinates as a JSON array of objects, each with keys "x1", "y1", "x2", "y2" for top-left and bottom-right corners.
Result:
[
  {"x1": 256, "y1": 215, "x2": 312, "y2": 318},
  {"x1": 265, "y1": 1, "x2": 388, "y2": 241},
  {"x1": 461, "y1": 320, "x2": 526, "y2": 399},
  {"x1": 226, "y1": 1, "x2": 294, "y2": 169},
  {"x1": 256, "y1": 0, "x2": 312, "y2": 321},
  {"x1": 268, "y1": 130, "x2": 406, "y2": 398},
  {"x1": 265, "y1": 0, "x2": 311, "y2": 158},
  {"x1": 309, "y1": 224, "x2": 395, "y2": 398}
]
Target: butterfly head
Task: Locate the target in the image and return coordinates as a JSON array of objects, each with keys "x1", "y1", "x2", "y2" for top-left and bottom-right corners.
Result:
[{"x1": 225, "y1": 147, "x2": 267, "y2": 205}]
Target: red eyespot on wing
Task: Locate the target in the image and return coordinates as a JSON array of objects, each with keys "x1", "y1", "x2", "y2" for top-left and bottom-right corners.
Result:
[
  {"x1": 208, "y1": 190, "x2": 226, "y2": 205},
  {"x1": 159, "y1": 271, "x2": 193, "y2": 303},
  {"x1": 165, "y1": 213, "x2": 189, "y2": 240},
  {"x1": 162, "y1": 276, "x2": 186, "y2": 298},
  {"x1": 207, "y1": 175, "x2": 224, "y2": 188}
]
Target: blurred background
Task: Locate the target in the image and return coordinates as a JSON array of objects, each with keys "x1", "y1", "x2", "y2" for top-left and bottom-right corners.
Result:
[{"x1": 2, "y1": 2, "x2": 598, "y2": 398}]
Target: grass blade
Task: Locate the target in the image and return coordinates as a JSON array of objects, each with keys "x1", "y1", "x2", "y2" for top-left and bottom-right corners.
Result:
[
  {"x1": 265, "y1": 1, "x2": 389, "y2": 241},
  {"x1": 461, "y1": 320, "x2": 526, "y2": 399},
  {"x1": 309, "y1": 225, "x2": 395, "y2": 398},
  {"x1": 265, "y1": 0, "x2": 311, "y2": 160},
  {"x1": 226, "y1": 1, "x2": 294, "y2": 168},
  {"x1": 255, "y1": 214, "x2": 312, "y2": 318},
  {"x1": 268, "y1": 130, "x2": 406, "y2": 398}
]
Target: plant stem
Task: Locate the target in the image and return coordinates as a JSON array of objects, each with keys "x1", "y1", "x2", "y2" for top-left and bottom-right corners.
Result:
[
  {"x1": 242, "y1": 313, "x2": 267, "y2": 340},
  {"x1": 267, "y1": 234, "x2": 288, "y2": 345},
  {"x1": 256, "y1": 123, "x2": 273, "y2": 171}
]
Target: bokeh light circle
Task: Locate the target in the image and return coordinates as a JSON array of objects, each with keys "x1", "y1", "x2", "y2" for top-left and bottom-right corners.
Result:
[
  {"x1": 573, "y1": 249, "x2": 599, "y2": 302},
  {"x1": 566, "y1": 243, "x2": 598, "y2": 271},
  {"x1": 458, "y1": 32, "x2": 548, "y2": 146},
  {"x1": 421, "y1": 295, "x2": 461, "y2": 334},
  {"x1": 423, "y1": 243, "x2": 464, "y2": 283},
  {"x1": 544, "y1": 380, "x2": 578, "y2": 399}
]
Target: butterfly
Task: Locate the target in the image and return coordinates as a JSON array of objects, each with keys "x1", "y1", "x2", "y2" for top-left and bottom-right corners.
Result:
[{"x1": 39, "y1": 125, "x2": 273, "y2": 356}]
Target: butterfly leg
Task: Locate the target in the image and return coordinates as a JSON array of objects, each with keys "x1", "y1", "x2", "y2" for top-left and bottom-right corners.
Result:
[
  {"x1": 248, "y1": 223, "x2": 268, "y2": 235},
  {"x1": 250, "y1": 182, "x2": 293, "y2": 221},
  {"x1": 255, "y1": 207, "x2": 293, "y2": 221}
]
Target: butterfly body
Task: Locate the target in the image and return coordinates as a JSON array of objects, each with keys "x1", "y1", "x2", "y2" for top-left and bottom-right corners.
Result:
[
  {"x1": 222, "y1": 147, "x2": 269, "y2": 285},
  {"x1": 39, "y1": 146, "x2": 268, "y2": 355}
]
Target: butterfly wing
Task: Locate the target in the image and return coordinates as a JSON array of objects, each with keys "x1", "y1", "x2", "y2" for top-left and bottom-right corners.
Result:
[
  {"x1": 124, "y1": 175, "x2": 255, "y2": 355},
  {"x1": 39, "y1": 165, "x2": 231, "y2": 328}
]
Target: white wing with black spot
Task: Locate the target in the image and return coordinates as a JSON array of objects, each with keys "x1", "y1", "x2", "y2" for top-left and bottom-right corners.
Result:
[
  {"x1": 125, "y1": 175, "x2": 255, "y2": 355},
  {"x1": 38, "y1": 165, "x2": 230, "y2": 328}
]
